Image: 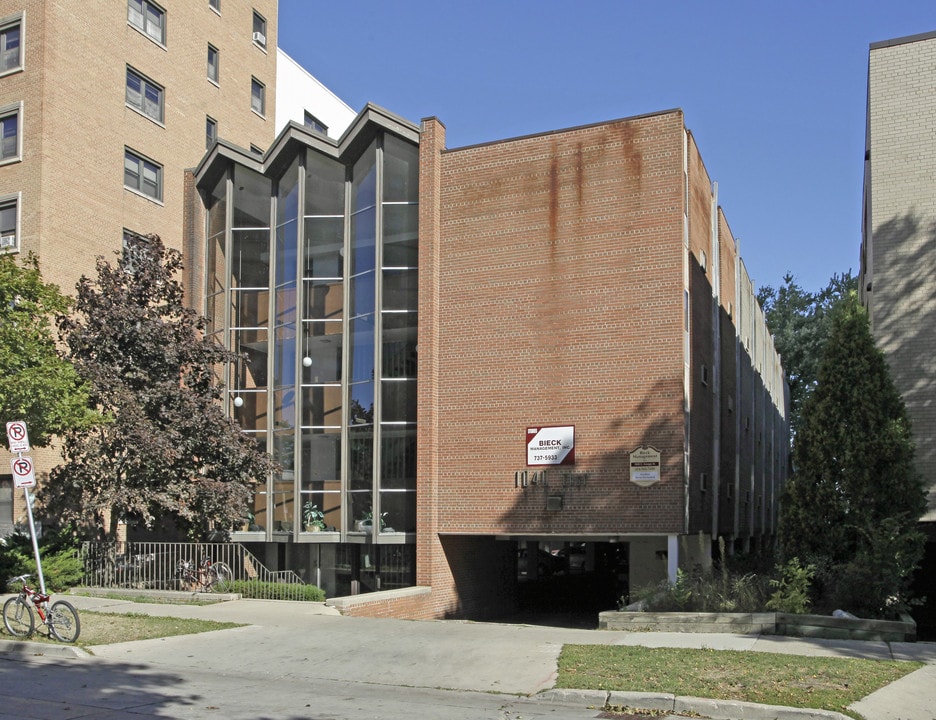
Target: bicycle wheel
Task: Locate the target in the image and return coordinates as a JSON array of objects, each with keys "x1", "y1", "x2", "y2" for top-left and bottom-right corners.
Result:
[
  {"x1": 208, "y1": 562, "x2": 233, "y2": 592},
  {"x1": 47, "y1": 600, "x2": 80, "y2": 643},
  {"x1": 3, "y1": 596, "x2": 35, "y2": 638}
]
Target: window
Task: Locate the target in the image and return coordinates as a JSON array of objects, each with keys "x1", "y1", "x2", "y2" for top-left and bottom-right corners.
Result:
[
  {"x1": 207, "y1": 44, "x2": 218, "y2": 83},
  {"x1": 252, "y1": 11, "x2": 266, "y2": 47},
  {"x1": 122, "y1": 229, "x2": 148, "y2": 273},
  {"x1": 209, "y1": 0, "x2": 220, "y2": 11},
  {"x1": 250, "y1": 77, "x2": 265, "y2": 116},
  {"x1": 0, "y1": 195, "x2": 19, "y2": 252},
  {"x1": 0, "y1": 103, "x2": 21, "y2": 163},
  {"x1": 303, "y1": 111, "x2": 327, "y2": 135},
  {"x1": 126, "y1": 67, "x2": 163, "y2": 123},
  {"x1": 128, "y1": 0, "x2": 165, "y2": 44},
  {"x1": 206, "y1": 116, "x2": 217, "y2": 149},
  {"x1": 124, "y1": 149, "x2": 162, "y2": 201},
  {"x1": 0, "y1": 15, "x2": 21, "y2": 74}
]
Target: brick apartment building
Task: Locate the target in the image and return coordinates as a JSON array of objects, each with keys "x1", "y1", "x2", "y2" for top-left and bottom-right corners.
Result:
[
  {"x1": 861, "y1": 29, "x2": 936, "y2": 637},
  {"x1": 0, "y1": 1, "x2": 353, "y2": 535},
  {"x1": 190, "y1": 104, "x2": 788, "y2": 619}
]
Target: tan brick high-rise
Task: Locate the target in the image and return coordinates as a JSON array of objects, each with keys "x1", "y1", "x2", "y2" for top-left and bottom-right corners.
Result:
[{"x1": 0, "y1": 0, "x2": 277, "y2": 531}]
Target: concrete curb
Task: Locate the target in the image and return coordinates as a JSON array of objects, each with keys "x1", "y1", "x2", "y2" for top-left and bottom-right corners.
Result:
[
  {"x1": 535, "y1": 689, "x2": 852, "y2": 720},
  {"x1": 0, "y1": 638, "x2": 89, "y2": 659}
]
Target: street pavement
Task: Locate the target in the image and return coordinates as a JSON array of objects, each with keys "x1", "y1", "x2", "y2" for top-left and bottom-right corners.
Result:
[{"x1": 0, "y1": 592, "x2": 933, "y2": 720}]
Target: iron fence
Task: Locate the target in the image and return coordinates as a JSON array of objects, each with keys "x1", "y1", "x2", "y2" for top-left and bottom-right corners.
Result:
[{"x1": 78, "y1": 541, "x2": 310, "y2": 601}]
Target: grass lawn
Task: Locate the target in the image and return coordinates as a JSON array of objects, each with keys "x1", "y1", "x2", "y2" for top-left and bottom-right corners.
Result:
[
  {"x1": 557, "y1": 645, "x2": 922, "y2": 719},
  {"x1": 1, "y1": 611, "x2": 242, "y2": 649}
]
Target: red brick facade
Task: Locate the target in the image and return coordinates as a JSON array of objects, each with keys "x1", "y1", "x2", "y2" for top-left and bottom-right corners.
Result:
[{"x1": 391, "y1": 111, "x2": 787, "y2": 620}]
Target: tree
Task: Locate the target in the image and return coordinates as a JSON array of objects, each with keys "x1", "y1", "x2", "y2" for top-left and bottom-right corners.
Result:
[
  {"x1": 779, "y1": 291, "x2": 926, "y2": 617},
  {"x1": 40, "y1": 235, "x2": 273, "y2": 539},
  {"x1": 757, "y1": 271, "x2": 856, "y2": 435},
  {"x1": 0, "y1": 253, "x2": 96, "y2": 447}
]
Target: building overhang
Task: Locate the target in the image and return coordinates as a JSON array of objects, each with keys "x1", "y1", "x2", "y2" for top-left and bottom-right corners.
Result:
[{"x1": 193, "y1": 102, "x2": 420, "y2": 191}]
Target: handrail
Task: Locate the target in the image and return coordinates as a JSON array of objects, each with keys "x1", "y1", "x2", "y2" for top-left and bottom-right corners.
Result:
[{"x1": 78, "y1": 541, "x2": 309, "y2": 600}]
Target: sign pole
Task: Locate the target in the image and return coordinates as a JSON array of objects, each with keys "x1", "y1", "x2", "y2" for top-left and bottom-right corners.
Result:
[
  {"x1": 6, "y1": 420, "x2": 45, "y2": 594},
  {"x1": 22, "y1": 486, "x2": 45, "y2": 594}
]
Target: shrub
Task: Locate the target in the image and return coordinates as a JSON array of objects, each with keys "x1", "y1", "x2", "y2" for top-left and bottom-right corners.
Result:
[
  {"x1": 766, "y1": 557, "x2": 814, "y2": 614},
  {"x1": 225, "y1": 579, "x2": 325, "y2": 602},
  {"x1": 0, "y1": 527, "x2": 83, "y2": 593}
]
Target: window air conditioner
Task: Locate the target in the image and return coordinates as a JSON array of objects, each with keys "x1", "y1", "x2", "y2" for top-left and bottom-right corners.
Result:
[
  {"x1": 252, "y1": 31, "x2": 266, "y2": 45},
  {"x1": 0, "y1": 234, "x2": 15, "y2": 249}
]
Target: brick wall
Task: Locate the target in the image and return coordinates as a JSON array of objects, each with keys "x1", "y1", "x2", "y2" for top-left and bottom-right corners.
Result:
[{"x1": 865, "y1": 33, "x2": 936, "y2": 520}]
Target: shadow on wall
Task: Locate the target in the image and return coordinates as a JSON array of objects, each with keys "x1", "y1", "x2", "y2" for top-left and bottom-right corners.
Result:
[
  {"x1": 869, "y1": 210, "x2": 936, "y2": 636},
  {"x1": 870, "y1": 212, "x2": 936, "y2": 493}
]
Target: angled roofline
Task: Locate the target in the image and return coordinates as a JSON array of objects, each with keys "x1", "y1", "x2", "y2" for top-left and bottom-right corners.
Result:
[
  {"x1": 439, "y1": 107, "x2": 684, "y2": 154},
  {"x1": 193, "y1": 102, "x2": 420, "y2": 188}
]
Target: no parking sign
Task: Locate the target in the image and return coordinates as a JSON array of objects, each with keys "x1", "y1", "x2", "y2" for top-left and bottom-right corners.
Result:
[
  {"x1": 11, "y1": 455, "x2": 36, "y2": 488},
  {"x1": 6, "y1": 420, "x2": 30, "y2": 453}
]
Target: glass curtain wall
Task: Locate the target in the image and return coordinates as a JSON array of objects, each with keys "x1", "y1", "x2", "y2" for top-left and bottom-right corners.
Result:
[
  {"x1": 272, "y1": 156, "x2": 301, "y2": 533},
  {"x1": 216, "y1": 131, "x2": 417, "y2": 558},
  {"x1": 378, "y1": 135, "x2": 418, "y2": 534},
  {"x1": 301, "y1": 150, "x2": 346, "y2": 532},
  {"x1": 228, "y1": 167, "x2": 272, "y2": 531}
]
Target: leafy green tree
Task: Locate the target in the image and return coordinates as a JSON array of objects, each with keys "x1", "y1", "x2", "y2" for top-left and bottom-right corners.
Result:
[
  {"x1": 0, "y1": 254, "x2": 97, "y2": 447},
  {"x1": 757, "y1": 271, "x2": 856, "y2": 435},
  {"x1": 779, "y1": 292, "x2": 926, "y2": 617},
  {"x1": 40, "y1": 235, "x2": 273, "y2": 539}
]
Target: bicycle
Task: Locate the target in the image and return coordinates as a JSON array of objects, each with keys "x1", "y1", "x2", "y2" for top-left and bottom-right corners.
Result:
[
  {"x1": 175, "y1": 556, "x2": 233, "y2": 593},
  {"x1": 3, "y1": 574, "x2": 81, "y2": 643}
]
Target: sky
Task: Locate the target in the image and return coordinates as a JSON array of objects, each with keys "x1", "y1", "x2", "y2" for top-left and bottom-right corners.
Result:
[{"x1": 277, "y1": 1, "x2": 936, "y2": 294}]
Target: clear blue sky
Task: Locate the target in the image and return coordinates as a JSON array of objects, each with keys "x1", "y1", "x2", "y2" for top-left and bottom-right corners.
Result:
[{"x1": 278, "y1": 1, "x2": 935, "y2": 294}]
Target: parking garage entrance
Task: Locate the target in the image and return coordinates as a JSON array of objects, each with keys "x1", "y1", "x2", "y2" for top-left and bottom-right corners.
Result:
[{"x1": 513, "y1": 540, "x2": 629, "y2": 627}]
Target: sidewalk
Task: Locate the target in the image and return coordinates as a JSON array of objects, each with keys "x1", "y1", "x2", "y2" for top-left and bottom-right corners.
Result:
[{"x1": 8, "y1": 592, "x2": 936, "y2": 720}]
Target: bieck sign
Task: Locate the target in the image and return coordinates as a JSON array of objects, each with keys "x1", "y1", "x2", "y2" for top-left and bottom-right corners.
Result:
[
  {"x1": 629, "y1": 446, "x2": 661, "y2": 487},
  {"x1": 526, "y1": 425, "x2": 575, "y2": 466}
]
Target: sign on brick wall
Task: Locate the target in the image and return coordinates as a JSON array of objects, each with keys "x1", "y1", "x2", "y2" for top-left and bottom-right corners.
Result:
[
  {"x1": 629, "y1": 446, "x2": 661, "y2": 487},
  {"x1": 526, "y1": 425, "x2": 574, "y2": 466}
]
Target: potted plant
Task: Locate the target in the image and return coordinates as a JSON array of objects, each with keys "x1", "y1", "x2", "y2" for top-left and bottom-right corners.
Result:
[
  {"x1": 358, "y1": 509, "x2": 389, "y2": 532},
  {"x1": 303, "y1": 501, "x2": 326, "y2": 532}
]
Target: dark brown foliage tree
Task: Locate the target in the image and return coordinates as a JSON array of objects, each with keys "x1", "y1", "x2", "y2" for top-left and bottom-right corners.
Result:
[{"x1": 40, "y1": 235, "x2": 272, "y2": 539}]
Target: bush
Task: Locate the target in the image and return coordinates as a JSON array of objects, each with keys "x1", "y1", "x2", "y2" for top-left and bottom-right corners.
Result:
[
  {"x1": 0, "y1": 527, "x2": 83, "y2": 593},
  {"x1": 225, "y1": 579, "x2": 325, "y2": 602},
  {"x1": 766, "y1": 557, "x2": 814, "y2": 614}
]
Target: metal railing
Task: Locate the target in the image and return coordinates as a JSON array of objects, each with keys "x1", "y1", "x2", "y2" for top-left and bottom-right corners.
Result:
[{"x1": 78, "y1": 541, "x2": 310, "y2": 601}]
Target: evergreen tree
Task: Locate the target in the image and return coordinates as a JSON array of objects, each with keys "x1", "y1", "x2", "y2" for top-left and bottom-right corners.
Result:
[
  {"x1": 780, "y1": 292, "x2": 926, "y2": 616},
  {"x1": 0, "y1": 253, "x2": 96, "y2": 447},
  {"x1": 757, "y1": 271, "x2": 856, "y2": 436},
  {"x1": 40, "y1": 235, "x2": 272, "y2": 539}
]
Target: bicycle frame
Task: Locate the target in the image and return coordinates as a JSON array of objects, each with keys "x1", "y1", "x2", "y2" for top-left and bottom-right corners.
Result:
[{"x1": 14, "y1": 579, "x2": 50, "y2": 621}]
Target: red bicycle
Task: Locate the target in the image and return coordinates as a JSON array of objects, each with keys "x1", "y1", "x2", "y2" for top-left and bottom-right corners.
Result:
[{"x1": 3, "y1": 574, "x2": 81, "y2": 642}]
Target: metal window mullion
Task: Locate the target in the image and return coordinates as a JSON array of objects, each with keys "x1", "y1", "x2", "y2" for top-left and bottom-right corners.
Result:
[
  {"x1": 264, "y1": 184, "x2": 276, "y2": 542},
  {"x1": 293, "y1": 162, "x2": 306, "y2": 526},
  {"x1": 340, "y1": 163, "x2": 352, "y2": 539},
  {"x1": 372, "y1": 135, "x2": 385, "y2": 539}
]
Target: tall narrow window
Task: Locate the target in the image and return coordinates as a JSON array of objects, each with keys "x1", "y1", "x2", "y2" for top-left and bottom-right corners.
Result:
[
  {"x1": 250, "y1": 77, "x2": 265, "y2": 116},
  {"x1": 252, "y1": 11, "x2": 266, "y2": 47},
  {"x1": 126, "y1": 67, "x2": 164, "y2": 123},
  {"x1": 206, "y1": 116, "x2": 217, "y2": 149},
  {"x1": 0, "y1": 103, "x2": 21, "y2": 162},
  {"x1": 0, "y1": 195, "x2": 19, "y2": 252},
  {"x1": 207, "y1": 44, "x2": 219, "y2": 83},
  {"x1": 0, "y1": 15, "x2": 21, "y2": 74},
  {"x1": 128, "y1": 0, "x2": 166, "y2": 44},
  {"x1": 124, "y1": 148, "x2": 162, "y2": 201}
]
